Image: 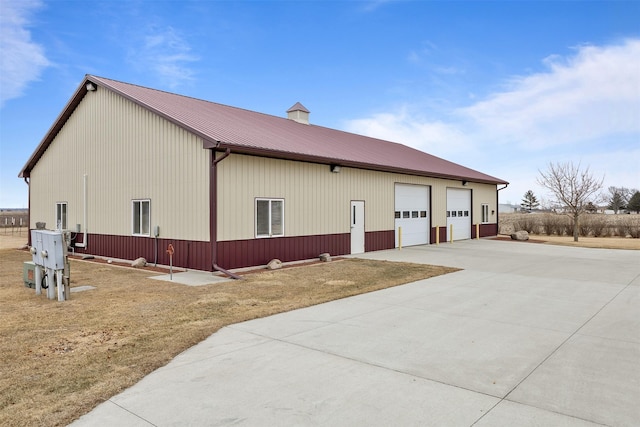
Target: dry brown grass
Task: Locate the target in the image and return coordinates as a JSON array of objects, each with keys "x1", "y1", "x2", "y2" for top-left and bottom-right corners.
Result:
[
  {"x1": 533, "y1": 234, "x2": 640, "y2": 250},
  {"x1": 0, "y1": 241, "x2": 458, "y2": 427}
]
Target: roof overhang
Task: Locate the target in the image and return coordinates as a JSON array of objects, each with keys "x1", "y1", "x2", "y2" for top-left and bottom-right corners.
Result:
[{"x1": 209, "y1": 142, "x2": 508, "y2": 185}]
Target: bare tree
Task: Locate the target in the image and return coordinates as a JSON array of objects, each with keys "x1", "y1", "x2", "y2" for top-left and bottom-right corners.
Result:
[{"x1": 537, "y1": 162, "x2": 604, "y2": 241}]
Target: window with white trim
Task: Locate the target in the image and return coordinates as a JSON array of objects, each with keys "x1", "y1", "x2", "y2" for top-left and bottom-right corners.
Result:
[
  {"x1": 482, "y1": 204, "x2": 489, "y2": 223},
  {"x1": 132, "y1": 199, "x2": 151, "y2": 236},
  {"x1": 256, "y1": 198, "x2": 284, "y2": 238},
  {"x1": 56, "y1": 202, "x2": 67, "y2": 230}
]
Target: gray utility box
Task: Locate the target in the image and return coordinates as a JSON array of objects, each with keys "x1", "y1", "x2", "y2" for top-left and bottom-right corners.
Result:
[
  {"x1": 31, "y1": 230, "x2": 67, "y2": 270},
  {"x1": 23, "y1": 261, "x2": 36, "y2": 288}
]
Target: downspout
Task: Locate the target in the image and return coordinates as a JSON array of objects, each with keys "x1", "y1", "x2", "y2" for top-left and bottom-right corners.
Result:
[
  {"x1": 24, "y1": 177, "x2": 31, "y2": 247},
  {"x1": 497, "y1": 184, "x2": 508, "y2": 235},
  {"x1": 75, "y1": 174, "x2": 88, "y2": 249},
  {"x1": 210, "y1": 148, "x2": 242, "y2": 280}
]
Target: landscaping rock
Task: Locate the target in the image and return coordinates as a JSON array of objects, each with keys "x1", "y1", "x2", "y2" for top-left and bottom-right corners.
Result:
[
  {"x1": 266, "y1": 259, "x2": 282, "y2": 270},
  {"x1": 511, "y1": 230, "x2": 529, "y2": 241},
  {"x1": 319, "y1": 253, "x2": 331, "y2": 262},
  {"x1": 132, "y1": 257, "x2": 147, "y2": 268}
]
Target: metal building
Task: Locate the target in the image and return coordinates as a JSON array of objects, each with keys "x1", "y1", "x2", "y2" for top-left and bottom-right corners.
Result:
[{"x1": 19, "y1": 75, "x2": 508, "y2": 272}]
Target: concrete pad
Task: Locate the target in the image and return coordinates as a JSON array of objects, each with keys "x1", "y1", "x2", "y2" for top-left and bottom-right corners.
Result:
[
  {"x1": 74, "y1": 337, "x2": 499, "y2": 427},
  {"x1": 70, "y1": 285, "x2": 96, "y2": 293},
  {"x1": 70, "y1": 239, "x2": 640, "y2": 426},
  {"x1": 284, "y1": 305, "x2": 568, "y2": 397},
  {"x1": 166, "y1": 327, "x2": 271, "y2": 368},
  {"x1": 231, "y1": 297, "x2": 394, "y2": 340},
  {"x1": 397, "y1": 281, "x2": 606, "y2": 333},
  {"x1": 475, "y1": 400, "x2": 603, "y2": 426},
  {"x1": 578, "y1": 286, "x2": 640, "y2": 343},
  {"x1": 464, "y1": 273, "x2": 623, "y2": 306},
  {"x1": 508, "y1": 334, "x2": 640, "y2": 426},
  {"x1": 70, "y1": 400, "x2": 153, "y2": 426},
  {"x1": 149, "y1": 270, "x2": 231, "y2": 286}
]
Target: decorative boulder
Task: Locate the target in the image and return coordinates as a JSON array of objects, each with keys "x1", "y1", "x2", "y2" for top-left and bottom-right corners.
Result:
[
  {"x1": 132, "y1": 257, "x2": 147, "y2": 268},
  {"x1": 319, "y1": 253, "x2": 331, "y2": 262},
  {"x1": 510, "y1": 230, "x2": 529, "y2": 241},
  {"x1": 266, "y1": 259, "x2": 282, "y2": 270}
]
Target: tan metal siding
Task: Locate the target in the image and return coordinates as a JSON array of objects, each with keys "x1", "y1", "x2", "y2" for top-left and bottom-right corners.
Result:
[
  {"x1": 472, "y1": 184, "x2": 499, "y2": 224},
  {"x1": 217, "y1": 154, "x2": 497, "y2": 241},
  {"x1": 29, "y1": 87, "x2": 209, "y2": 241}
]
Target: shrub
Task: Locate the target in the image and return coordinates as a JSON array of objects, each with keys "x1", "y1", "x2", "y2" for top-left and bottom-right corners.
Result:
[
  {"x1": 514, "y1": 215, "x2": 538, "y2": 234},
  {"x1": 617, "y1": 216, "x2": 640, "y2": 238},
  {"x1": 541, "y1": 214, "x2": 563, "y2": 235}
]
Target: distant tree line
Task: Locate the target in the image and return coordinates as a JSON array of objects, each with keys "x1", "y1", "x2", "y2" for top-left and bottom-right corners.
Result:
[{"x1": 513, "y1": 162, "x2": 638, "y2": 242}]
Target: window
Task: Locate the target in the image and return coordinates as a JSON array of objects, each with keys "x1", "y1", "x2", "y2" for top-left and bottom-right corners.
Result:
[
  {"x1": 56, "y1": 202, "x2": 67, "y2": 230},
  {"x1": 132, "y1": 200, "x2": 150, "y2": 235},
  {"x1": 256, "y1": 198, "x2": 284, "y2": 238},
  {"x1": 482, "y1": 204, "x2": 490, "y2": 223}
]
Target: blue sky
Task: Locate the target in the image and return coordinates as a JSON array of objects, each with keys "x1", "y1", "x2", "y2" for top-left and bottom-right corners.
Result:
[{"x1": 1, "y1": 0, "x2": 639, "y2": 208}]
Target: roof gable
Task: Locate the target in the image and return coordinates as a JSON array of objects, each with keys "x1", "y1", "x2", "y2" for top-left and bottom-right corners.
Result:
[{"x1": 20, "y1": 75, "x2": 507, "y2": 185}]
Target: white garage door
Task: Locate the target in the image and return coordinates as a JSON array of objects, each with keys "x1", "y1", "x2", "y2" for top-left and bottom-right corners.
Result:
[
  {"x1": 446, "y1": 188, "x2": 471, "y2": 241},
  {"x1": 395, "y1": 184, "x2": 430, "y2": 247}
]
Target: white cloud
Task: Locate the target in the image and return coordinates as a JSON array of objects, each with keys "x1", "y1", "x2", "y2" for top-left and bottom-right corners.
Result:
[
  {"x1": 344, "y1": 39, "x2": 640, "y2": 193},
  {"x1": 0, "y1": 0, "x2": 50, "y2": 107},
  {"x1": 344, "y1": 107, "x2": 471, "y2": 159},
  {"x1": 128, "y1": 25, "x2": 199, "y2": 88},
  {"x1": 459, "y1": 39, "x2": 640, "y2": 149}
]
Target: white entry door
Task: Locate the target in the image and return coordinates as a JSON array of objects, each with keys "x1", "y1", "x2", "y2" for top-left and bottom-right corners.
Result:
[
  {"x1": 350, "y1": 201, "x2": 365, "y2": 254},
  {"x1": 446, "y1": 188, "x2": 471, "y2": 241}
]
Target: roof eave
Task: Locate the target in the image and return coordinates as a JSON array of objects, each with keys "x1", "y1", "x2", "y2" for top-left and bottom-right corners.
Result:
[{"x1": 215, "y1": 143, "x2": 508, "y2": 185}]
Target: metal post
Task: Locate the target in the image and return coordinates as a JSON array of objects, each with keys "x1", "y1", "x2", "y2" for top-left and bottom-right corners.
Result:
[
  {"x1": 35, "y1": 265, "x2": 42, "y2": 296},
  {"x1": 436, "y1": 226, "x2": 440, "y2": 245},
  {"x1": 46, "y1": 268, "x2": 55, "y2": 299},
  {"x1": 476, "y1": 223, "x2": 480, "y2": 240},
  {"x1": 450, "y1": 224, "x2": 454, "y2": 243},
  {"x1": 398, "y1": 226, "x2": 402, "y2": 250},
  {"x1": 56, "y1": 270, "x2": 64, "y2": 301}
]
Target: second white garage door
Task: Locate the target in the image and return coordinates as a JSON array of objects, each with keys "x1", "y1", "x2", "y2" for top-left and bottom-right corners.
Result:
[
  {"x1": 446, "y1": 188, "x2": 471, "y2": 241},
  {"x1": 395, "y1": 184, "x2": 430, "y2": 247}
]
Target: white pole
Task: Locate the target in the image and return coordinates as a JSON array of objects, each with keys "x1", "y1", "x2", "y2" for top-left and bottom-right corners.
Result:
[
  {"x1": 56, "y1": 270, "x2": 64, "y2": 301},
  {"x1": 35, "y1": 265, "x2": 42, "y2": 296},
  {"x1": 46, "y1": 268, "x2": 55, "y2": 300}
]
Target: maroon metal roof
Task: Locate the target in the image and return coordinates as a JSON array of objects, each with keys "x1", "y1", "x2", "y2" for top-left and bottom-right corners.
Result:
[{"x1": 20, "y1": 75, "x2": 507, "y2": 185}]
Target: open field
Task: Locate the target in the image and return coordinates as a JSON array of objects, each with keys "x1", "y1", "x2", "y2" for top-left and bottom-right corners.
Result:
[
  {"x1": 530, "y1": 234, "x2": 640, "y2": 250},
  {"x1": 0, "y1": 234, "x2": 28, "y2": 250},
  {"x1": 0, "y1": 240, "x2": 457, "y2": 427}
]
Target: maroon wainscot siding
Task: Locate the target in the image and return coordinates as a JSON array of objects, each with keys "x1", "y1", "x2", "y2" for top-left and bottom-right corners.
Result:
[
  {"x1": 73, "y1": 234, "x2": 211, "y2": 271},
  {"x1": 217, "y1": 230, "x2": 396, "y2": 270}
]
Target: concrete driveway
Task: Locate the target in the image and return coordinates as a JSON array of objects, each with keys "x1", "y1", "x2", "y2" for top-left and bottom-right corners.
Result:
[{"x1": 72, "y1": 239, "x2": 639, "y2": 426}]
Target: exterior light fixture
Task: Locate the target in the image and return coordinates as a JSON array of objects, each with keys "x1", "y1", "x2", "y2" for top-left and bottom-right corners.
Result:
[
  {"x1": 462, "y1": 180, "x2": 468, "y2": 186},
  {"x1": 330, "y1": 164, "x2": 341, "y2": 173},
  {"x1": 86, "y1": 83, "x2": 96, "y2": 91}
]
